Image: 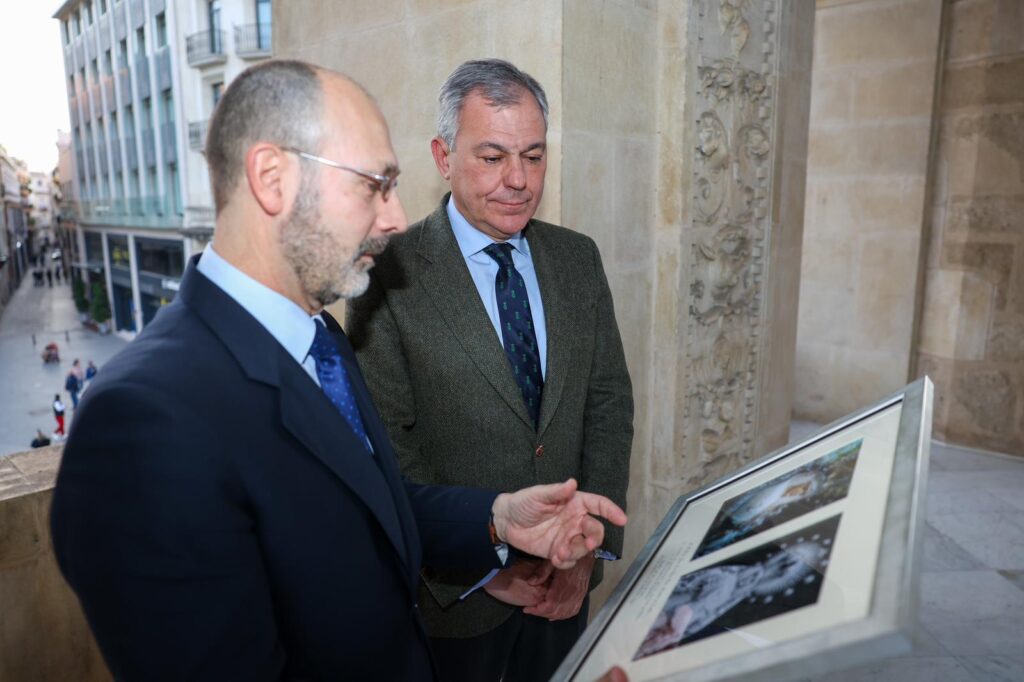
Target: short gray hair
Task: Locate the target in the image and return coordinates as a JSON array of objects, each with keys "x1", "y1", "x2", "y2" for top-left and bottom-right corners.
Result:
[
  {"x1": 437, "y1": 59, "x2": 549, "y2": 149},
  {"x1": 205, "y1": 59, "x2": 324, "y2": 212}
]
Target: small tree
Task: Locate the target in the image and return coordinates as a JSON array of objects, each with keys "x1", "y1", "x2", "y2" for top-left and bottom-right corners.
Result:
[
  {"x1": 72, "y1": 275, "x2": 89, "y2": 313},
  {"x1": 89, "y1": 282, "x2": 111, "y2": 325}
]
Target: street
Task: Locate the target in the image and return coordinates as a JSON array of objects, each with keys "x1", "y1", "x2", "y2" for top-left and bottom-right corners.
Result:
[{"x1": 0, "y1": 275, "x2": 126, "y2": 456}]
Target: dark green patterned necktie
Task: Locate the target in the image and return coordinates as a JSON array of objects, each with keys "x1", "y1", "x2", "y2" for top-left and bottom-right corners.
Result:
[{"x1": 484, "y1": 243, "x2": 544, "y2": 428}]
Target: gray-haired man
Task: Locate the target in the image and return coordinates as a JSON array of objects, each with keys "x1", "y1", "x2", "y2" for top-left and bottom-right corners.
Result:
[{"x1": 348, "y1": 59, "x2": 634, "y2": 681}]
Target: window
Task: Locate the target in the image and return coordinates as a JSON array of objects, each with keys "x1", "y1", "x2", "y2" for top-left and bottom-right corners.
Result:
[
  {"x1": 142, "y1": 97, "x2": 152, "y2": 129},
  {"x1": 161, "y1": 91, "x2": 174, "y2": 125},
  {"x1": 135, "y1": 27, "x2": 146, "y2": 55},
  {"x1": 125, "y1": 104, "x2": 135, "y2": 137},
  {"x1": 63, "y1": 20, "x2": 71, "y2": 45},
  {"x1": 256, "y1": 0, "x2": 271, "y2": 50},
  {"x1": 91, "y1": 58, "x2": 99, "y2": 85},
  {"x1": 104, "y1": 50, "x2": 113, "y2": 75},
  {"x1": 211, "y1": 81, "x2": 223, "y2": 108},
  {"x1": 84, "y1": 1, "x2": 92, "y2": 25},
  {"x1": 73, "y1": 11, "x2": 81, "y2": 35},
  {"x1": 208, "y1": 0, "x2": 222, "y2": 31},
  {"x1": 118, "y1": 39, "x2": 128, "y2": 69},
  {"x1": 155, "y1": 13, "x2": 166, "y2": 48},
  {"x1": 98, "y1": 0, "x2": 107, "y2": 14}
]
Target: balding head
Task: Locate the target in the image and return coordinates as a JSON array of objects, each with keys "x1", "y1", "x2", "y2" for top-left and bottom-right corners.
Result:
[{"x1": 205, "y1": 60, "x2": 326, "y2": 212}]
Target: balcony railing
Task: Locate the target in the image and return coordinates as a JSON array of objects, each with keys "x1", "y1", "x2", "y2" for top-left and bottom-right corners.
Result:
[
  {"x1": 186, "y1": 30, "x2": 226, "y2": 66},
  {"x1": 188, "y1": 120, "x2": 208, "y2": 151},
  {"x1": 234, "y1": 23, "x2": 271, "y2": 57}
]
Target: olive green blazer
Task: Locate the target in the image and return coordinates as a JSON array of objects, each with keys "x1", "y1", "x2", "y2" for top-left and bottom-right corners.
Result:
[{"x1": 346, "y1": 196, "x2": 634, "y2": 638}]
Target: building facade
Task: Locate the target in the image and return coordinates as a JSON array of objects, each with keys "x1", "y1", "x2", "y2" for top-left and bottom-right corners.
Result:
[
  {"x1": 0, "y1": 147, "x2": 29, "y2": 311},
  {"x1": 54, "y1": 0, "x2": 273, "y2": 338}
]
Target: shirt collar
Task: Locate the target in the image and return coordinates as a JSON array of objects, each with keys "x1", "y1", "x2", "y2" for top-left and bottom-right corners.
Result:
[
  {"x1": 446, "y1": 195, "x2": 530, "y2": 259},
  {"x1": 196, "y1": 245, "x2": 317, "y2": 368}
]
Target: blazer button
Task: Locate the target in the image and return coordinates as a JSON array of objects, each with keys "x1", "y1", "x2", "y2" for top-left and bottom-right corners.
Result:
[{"x1": 535, "y1": 444, "x2": 545, "y2": 458}]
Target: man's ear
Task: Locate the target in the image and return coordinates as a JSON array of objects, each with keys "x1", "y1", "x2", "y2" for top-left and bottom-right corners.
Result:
[
  {"x1": 430, "y1": 137, "x2": 452, "y2": 180},
  {"x1": 246, "y1": 143, "x2": 292, "y2": 216}
]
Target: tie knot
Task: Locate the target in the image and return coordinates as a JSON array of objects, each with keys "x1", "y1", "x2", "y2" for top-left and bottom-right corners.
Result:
[
  {"x1": 483, "y1": 242, "x2": 515, "y2": 267},
  {"x1": 308, "y1": 321, "x2": 340, "y2": 366}
]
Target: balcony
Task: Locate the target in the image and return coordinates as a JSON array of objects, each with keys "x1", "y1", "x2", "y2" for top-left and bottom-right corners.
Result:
[
  {"x1": 234, "y1": 23, "x2": 272, "y2": 58},
  {"x1": 188, "y1": 120, "x2": 208, "y2": 151},
  {"x1": 186, "y1": 30, "x2": 226, "y2": 67}
]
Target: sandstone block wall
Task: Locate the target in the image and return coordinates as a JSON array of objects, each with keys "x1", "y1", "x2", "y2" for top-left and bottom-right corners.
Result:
[
  {"x1": 794, "y1": 0, "x2": 944, "y2": 422},
  {"x1": 916, "y1": 0, "x2": 1024, "y2": 455},
  {"x1": 0, "y1": 447, "x2": 110, "y2": 681}
]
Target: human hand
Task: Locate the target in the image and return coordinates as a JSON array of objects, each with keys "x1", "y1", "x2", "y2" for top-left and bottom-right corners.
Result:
[
  {"x1": 523, "y1": 553, "x2": 594, "y2": 621},
  {"x1": 483, "y1": 560, "x2": 549, "y2": 607},
  {"x1": 491, "y1": 479, "x2": 627, "y2": 570},
  {"x1": 597, "y1": 666, "x2": 628, "y2": 682}
]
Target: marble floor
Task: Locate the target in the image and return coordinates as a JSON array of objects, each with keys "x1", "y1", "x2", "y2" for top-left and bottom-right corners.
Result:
[{"x1": 787, "y1": 422, "x2": 1024, "y2": 682}]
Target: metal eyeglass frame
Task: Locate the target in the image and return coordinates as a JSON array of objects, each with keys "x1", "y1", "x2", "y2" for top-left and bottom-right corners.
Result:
[{"x1": 282, "y1": 147, "x2": 399, "y2": 201}]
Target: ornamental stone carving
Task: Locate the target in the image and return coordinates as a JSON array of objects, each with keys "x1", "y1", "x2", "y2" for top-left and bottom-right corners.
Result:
[{"x1": 683, "y1": 0, "x2": 777, "y2": 486}]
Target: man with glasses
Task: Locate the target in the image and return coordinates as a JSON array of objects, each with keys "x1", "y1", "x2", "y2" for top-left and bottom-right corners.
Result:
[
  {"x1": 50, "y1": 59, "x2": 628, "y2": 681},
  {"x1": 348, "y1": 59, "x2": 635, "y2": 682}
]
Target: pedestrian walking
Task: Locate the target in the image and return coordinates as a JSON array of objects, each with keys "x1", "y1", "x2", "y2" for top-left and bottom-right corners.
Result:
[
  {"x1": 53, "y1": 394, "x2": 66, "y2": 438},
  {"x1": 85, "y1": 360, "x2": 97, "y2": 382},
  {"x1": 55, "y1": 267, "x2": 62, "y2": 284},
  {"x1": 67, "y1": 359, "x2": 85, "y2": 409},
  {"x1": 46, "y1": 269, "x2": 53, "y2": 287}
]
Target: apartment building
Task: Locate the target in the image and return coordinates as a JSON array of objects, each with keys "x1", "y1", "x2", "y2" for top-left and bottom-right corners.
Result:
[
  {"x1": 54, "y1": 0, "x2": 272, "y2": 338},
  {"x1": 0, "y1": 147, "x2": 29, "y2": 310}
]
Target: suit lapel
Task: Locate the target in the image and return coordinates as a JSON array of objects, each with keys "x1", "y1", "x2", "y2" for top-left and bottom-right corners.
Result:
[
  {"x1": 277, "y1": 359, "x2": 411, "y2": 571},
  {"x1": 415, "y1": 202, "x2": 534, "y2": 430},
  {"x1": 179, "y1": 258, "x2": 412, "y2": 573},
  {"x1": 527, "y1": 227, "x2": 573, "y2": 437}
]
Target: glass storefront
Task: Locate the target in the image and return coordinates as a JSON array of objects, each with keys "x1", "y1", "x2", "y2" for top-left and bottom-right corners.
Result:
[
  {"x1": 135, "y1": 237, "x2": 183, "y2": 326},
  {"x1": 108, "y1": 235, "x2": 136, "y2": 332}
]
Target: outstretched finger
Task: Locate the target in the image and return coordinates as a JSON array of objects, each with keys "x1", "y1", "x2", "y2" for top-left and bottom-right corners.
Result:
[{"x1": 578, "y1": 491, "x2": 627, "y2": 526}]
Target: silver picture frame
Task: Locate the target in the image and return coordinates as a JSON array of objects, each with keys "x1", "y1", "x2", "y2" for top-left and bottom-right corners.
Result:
[{"x1": 554, "y1": 378, "x2": 934, "y2": 682}]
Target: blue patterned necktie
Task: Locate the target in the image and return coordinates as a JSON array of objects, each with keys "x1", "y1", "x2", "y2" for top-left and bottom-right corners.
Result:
[
  {"x1": 483, "y1": 243, "x2": 544, "y2": 428},
  {"x1": 308, "y1": 321, "x2": 371, "y2": 451}
]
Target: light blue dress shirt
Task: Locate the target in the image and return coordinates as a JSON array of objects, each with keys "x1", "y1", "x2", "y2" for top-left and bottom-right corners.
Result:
[
  {"x1": 197, "y1": 245, "x2": 322, "y2": 386},
  {"x1": 447, "y1": 196, "x2": 548, "y2": 378}
]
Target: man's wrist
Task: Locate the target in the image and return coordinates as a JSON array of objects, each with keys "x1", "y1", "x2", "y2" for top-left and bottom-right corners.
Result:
[{"x1": 490, "y1": 493, "x2": 509, "y2": 543}]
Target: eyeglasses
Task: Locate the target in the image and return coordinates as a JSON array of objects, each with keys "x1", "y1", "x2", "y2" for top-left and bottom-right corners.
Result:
[{"x1": 283, "y1": 147, "x2": 400, "y2": 201}]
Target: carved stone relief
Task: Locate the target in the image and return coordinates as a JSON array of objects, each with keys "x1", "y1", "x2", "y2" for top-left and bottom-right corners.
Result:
[{"x1": 682, "y1": 0, "x2": 777, "y2": 487}]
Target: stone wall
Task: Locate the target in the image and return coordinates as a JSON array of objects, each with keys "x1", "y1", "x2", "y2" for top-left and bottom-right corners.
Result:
[
  {"x1": 916, "y1": 0, "x2": 1024, "y2": 455},
  {"x1": 794, "y1": 0, "x2": 944, "y2": 422},
  {"x1": 0, "y1": 447, "x2": 110, "y2": 681}
]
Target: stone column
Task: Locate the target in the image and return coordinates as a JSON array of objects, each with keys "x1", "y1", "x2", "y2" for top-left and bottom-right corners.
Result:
[
  {"x1": 275, "y1": 0, "x2": 816, "y2": 598},
  {"x1": 916, "y1": 0, "x2": 1024, "y2": 456}
]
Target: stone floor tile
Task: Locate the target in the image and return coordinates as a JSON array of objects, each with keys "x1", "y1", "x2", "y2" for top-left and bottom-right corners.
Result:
[
  {"x1": 908, "y1": 623, "x2": 949, "y2": 657},
  {"x1": 923, "y1": 523, "x2": 985, "y2": 572},
  {"x1": 990, "y1": 488, "x2": 1024, "y2": 514},
  {"x1": 930, "y1": 443, "x2": 1024, "y2": 472},
  {"x1": 955, "y1": 656, "x2": 1024, "y2": 682},
  {"x1": 927, "y1": 469, "x2": 1024, "y2": 494},
  {"x1": 803, "y1": 656, "x2": 978, "y2": 682},
  {"x1": 996, "y1": 570, "x2": 1024, "y2": 594},
  {"x1": 928, "y1": 511, "x2": 1024, "y2": 571},
  {"x1": 926, "y1": 487, "x2": 1020, "y2": 517},
  {"x1": 920, "y1": 571, "x2": 1024, "y2": 655}
]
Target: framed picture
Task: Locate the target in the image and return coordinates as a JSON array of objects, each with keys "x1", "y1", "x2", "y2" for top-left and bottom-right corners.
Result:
[{"x1": 554, "y1": 378, "x2": 933, "y2": 682}]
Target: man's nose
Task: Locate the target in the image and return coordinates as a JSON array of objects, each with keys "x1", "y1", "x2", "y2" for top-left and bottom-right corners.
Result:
[
  {"x1": 380, "y1": 190, "x2": 408, "y2": 235},
  {"x1": 503, "y1": 158, "x2": 526, "y2": 190}
]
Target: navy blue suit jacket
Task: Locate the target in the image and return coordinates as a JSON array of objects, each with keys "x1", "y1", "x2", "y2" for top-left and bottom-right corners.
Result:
[{"x1": 50, "y1": 257, "x2": 501, "y2": 680}]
